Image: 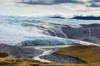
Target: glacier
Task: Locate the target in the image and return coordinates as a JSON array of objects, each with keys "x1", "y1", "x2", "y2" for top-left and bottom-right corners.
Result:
[{"x1": 0, "y1": 15, "x2": 99, "y2": 46}]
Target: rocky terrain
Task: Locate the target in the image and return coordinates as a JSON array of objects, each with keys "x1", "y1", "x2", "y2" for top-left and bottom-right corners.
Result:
[
  {"x1": 0, "y1": 43, "x2": 42, "y2": 58},
  {"x1": 45, "y1": 23, "x2": 100, "y2": 44},
  {"x1": 0, "y1": 43, "x2": 88, "y2": 64},
  {"x1": 40, "y1": 53, "x2": 87, "y2": 64}
]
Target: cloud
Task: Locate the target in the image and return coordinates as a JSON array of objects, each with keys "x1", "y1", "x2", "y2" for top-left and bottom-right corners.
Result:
[
  {"x1": 88, "y1": 1, "x2": 100, "y2": 7},
  {"x1": 90, "y1": 0, "x2": 100, "y2": 2},
  {"x1": 0, "y1": 0, "x2": 16, "y2": 6},
  {"x1": 0, "y1": 0, "x2": 100, "y2": 17},
  {"x1": 1, "y1": 0, "x2": 100, "y2": 8},
  {"x1": 17, "y1": 0, "x2": 83, "y2": 5},
  {"x1": 15, "y1": 0, "x2": 100, "y2": 8},
  {"x1": 89, "y1": 3, "x2": 100, "y2": 7}
]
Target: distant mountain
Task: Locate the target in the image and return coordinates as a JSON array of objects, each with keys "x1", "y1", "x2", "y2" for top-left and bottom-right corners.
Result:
[
  {"x1": 72, "y1": 16, "x2": 100, "y2": 20},
  {"x1": 49, "y1": 15, "x2": 65, "y2": 19}
]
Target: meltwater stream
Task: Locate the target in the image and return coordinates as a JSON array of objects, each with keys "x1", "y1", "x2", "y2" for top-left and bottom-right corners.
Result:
[{"x1": 33, "y1": 48, "x2": 53, "y2": 62}]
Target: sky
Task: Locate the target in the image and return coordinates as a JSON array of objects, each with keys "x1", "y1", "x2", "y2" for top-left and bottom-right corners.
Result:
[{"x1": 0, "y1": 0, "x2": 100, "y2": 17}]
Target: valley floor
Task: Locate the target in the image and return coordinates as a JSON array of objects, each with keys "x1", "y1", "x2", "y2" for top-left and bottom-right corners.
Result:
[{"x1": 0, "y1": 44, "x2": 100, "y2": 66}]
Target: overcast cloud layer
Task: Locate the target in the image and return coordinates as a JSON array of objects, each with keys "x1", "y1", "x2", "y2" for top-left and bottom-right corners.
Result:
[
  {"x1": 17, "y1": 0, "x2": 83, "y2": 5},
  {"x1": 0, "y1": 0, "x2": 100, "y2": 17},
  {"x1": 16, "y1": 0, "x2": 100, "y2": 7}
]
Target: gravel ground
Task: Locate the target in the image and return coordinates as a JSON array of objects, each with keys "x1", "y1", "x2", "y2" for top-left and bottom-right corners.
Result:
[
  {"x1": 0, "y1": 43, "x2": 87, "y2": 64},
  {"x1": 40, "y1": 48, "x2": 87, "y2": 64},
  {"x1": 0, "y1": 43, "x2": 43, "y2": 58}
]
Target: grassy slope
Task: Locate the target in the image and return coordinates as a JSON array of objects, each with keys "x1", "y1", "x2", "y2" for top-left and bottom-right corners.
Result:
[
  {"x1": 0, "y1": 58, "x2": 95, "y2": 66},
  {"x1": 55, "y1": 45, "x2": 100, "y2": 64},
  {"x1": 0, "y1": 58, "x2": 56, "y2": 66},
  {"x1": 0, "y1": 52, "x2": 55, "y2": 66}
]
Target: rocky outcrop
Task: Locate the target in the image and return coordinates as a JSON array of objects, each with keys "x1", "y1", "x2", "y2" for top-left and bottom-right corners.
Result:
[{"x1": 0, "y1": 43, "x2": 42, "y2": 58}]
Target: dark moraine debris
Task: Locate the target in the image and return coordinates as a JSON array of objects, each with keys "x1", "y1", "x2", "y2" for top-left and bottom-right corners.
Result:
[
  {"x1": 0, "y1": 43, "x2": 42, "y2": 58},
  {"x1": 40, "y1": 53, "x2": 87, "y2": 64},
  {"x1": 71, "y1": 16, "x2": 100, "y2": 20}
]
